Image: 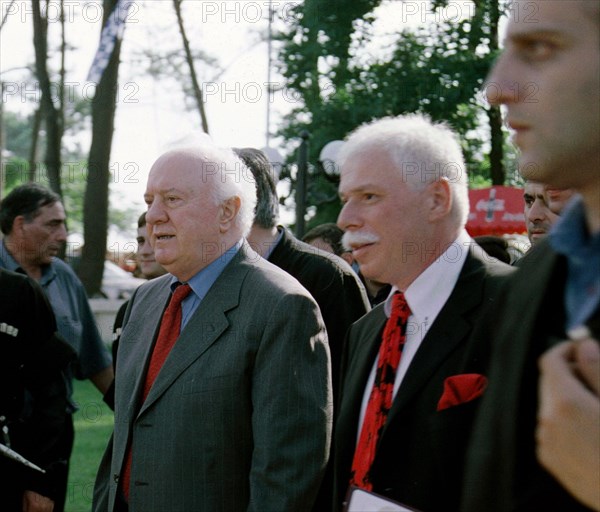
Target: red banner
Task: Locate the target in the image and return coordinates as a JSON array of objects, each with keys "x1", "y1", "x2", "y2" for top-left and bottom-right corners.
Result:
[{"x1": 466, "y1": 186, "x2": 526, "y2": 236}]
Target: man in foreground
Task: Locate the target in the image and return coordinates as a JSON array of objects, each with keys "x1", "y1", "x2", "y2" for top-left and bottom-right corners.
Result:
[
  {"x1": 463, "y1": 1, "x2": 599, "y2": 510},
  {"x1": 93, "y1": 144, "x2": 332, "y2": 511},
  {"x1": 332, "y1": 114, "x2": 513, "y2": 512}
]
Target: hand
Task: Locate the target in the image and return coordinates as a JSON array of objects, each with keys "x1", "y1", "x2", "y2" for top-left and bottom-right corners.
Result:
[
  {"x1": 536, "y1": 337, "x2": 600, "y2": 511},
  {"x1": 22, "y1": 490, "x2": 54, "y2": 512}
]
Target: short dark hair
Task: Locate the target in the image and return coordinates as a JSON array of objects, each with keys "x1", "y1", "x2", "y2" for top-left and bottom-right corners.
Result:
[
  {"x1": 137, "y1": 211, "x2": 147, "y2": 229},
  {"x1": 0, "y1": 183, "x2": 62, "y2": 235},
  {"x1": 302, "y1": 223, "x2": 346, "y2": 257},
  {"x1": 474, "y1": 235, "x2": 511, "y2": 265},
  {"x1": 233, "y1": 147, "x2": 279, "y2": 229}
]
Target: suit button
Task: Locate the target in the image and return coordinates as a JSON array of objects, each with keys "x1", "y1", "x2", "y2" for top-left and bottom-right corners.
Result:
[{"x1": 113, "y1": 474, "x2": 119, "y2": 483}]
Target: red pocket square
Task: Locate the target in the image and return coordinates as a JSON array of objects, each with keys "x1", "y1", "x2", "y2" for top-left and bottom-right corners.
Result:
[{"x1": 437, "y1": 374, "x2": 488, "y2": 411}]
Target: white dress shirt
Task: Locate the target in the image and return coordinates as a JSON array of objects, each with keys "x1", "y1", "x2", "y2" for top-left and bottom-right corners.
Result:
[{"x1": 356, "y1": 230, "x2": 473, "y2": 439}]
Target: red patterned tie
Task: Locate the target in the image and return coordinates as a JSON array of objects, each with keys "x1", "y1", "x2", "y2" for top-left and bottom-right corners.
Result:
[
  {"x1": 122, "y1": 283, "x2": 192, "y2": 501},
  {"x1": 349, "y1": 291, "x2": 411, "y2": 491}
]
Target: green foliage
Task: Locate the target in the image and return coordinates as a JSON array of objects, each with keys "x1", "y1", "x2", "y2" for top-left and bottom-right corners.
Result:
[
  {"x1": 3, "y1": 110, "x2": 38, "y2": 158},
  {"x1": 2, "y1": 109, "x2": 137, "y2": 236},
  {"x1": 67, "y1": 379, "x2": 114, "y2": 511},
  {"x1": 277, "y1": 0, "x2": 513, "y2": 224}
]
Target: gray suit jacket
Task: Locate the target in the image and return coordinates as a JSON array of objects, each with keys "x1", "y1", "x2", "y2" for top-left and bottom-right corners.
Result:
[{"x1": 93, "y1": 244, "x2": 332, "y2": 512}]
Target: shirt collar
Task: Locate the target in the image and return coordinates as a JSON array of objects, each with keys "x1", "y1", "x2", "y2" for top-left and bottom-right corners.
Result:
[
  {"x1": 264, "y1": 226, "x2": 285, "y2": 260},
  {"x1": 384, "y1": 230, "x2": 471, "y2": 330},
  {"x1": 550, "y1": 195, "x2": 600, "y2": 257},
  {"x1": 0, "y1": 240, "x2": 56, "y2": 283},
  {"x1": 0, "y1": 240, "x2": 21, "y2": 272},
  {"x1": 171, "y1": 238, "x2": 244, "y2": 300}
]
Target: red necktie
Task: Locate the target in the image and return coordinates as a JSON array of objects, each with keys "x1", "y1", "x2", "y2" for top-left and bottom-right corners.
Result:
[
  {"x1": 122, "y1": 283, "x2": 192, "y2": 501},
  {"x1": 349, "y1": 291, "x2": 411, "y2": 491}
]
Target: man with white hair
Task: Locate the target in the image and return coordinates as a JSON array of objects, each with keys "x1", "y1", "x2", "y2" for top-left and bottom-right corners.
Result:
[
  {"x1": 93, "y1": 144, "x2": 332, "y2": 512},
  {"x1": 331, "y1": 114, "x2": 514, "y2": 512}
]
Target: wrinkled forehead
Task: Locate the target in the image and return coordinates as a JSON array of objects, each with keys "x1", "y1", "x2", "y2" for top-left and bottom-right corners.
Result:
[
  {"x1": 147, "y1": 150, "x2": 216, "y2": 192},
  {"x1": 149, "y1": 150, "x2": 200, "y2": 178},
  {"x1": 35, "y1": 201, "x2": 66, "y2": 220}
]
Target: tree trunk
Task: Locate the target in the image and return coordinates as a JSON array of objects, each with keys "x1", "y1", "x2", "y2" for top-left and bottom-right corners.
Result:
[
  {"x1": 488, "y1": 105, "x2": 504, "y2": 185},
  {"x1": 79, "y1": 0, "x2": 122, "y2": 296},
  {"x1": 28, "y1": 107, "x2": 42, "y2": 182},
  {"x1": 173, "y1": 0, "x2": 209, "y2": 133},
  {"x1": 31, "y1": 0, "x2": 63, "y2": 197},
  {"x1": 487, "y1": 0, "x2": 504, "y2": 184}
]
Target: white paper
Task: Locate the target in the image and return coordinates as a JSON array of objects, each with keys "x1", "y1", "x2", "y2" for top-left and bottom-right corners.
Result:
[{"x1": 345, "y1": 487, "x2": 418, "y2": 512}]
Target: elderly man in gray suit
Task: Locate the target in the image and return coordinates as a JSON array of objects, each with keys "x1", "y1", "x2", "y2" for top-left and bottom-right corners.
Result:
[{"x1": 93, "y1": 144, "x2": 332, "y2": 512}]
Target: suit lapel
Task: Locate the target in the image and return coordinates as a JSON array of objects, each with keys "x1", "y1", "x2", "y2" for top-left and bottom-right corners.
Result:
[
  {"x1": 336, "y1": 306, "x2": 386, "y2": 487},
  {"x1": 136, "y1": 247, "x2": 251, "y2": 416},
  {"x1": 343, "y1": 307, "x2": 387, "y2": 424},
  {"x1": 117, "y1": 277, "x2": 171, "y2": 428},
  {"x1": 384, "y1": 248, "x2": 487, "y2": 426}
]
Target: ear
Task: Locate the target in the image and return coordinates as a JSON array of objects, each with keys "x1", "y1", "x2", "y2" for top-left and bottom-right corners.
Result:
[
  {"x1": 12, "y1": 215, "x2": 26, "y2": 235},
  {"x1": 427, "y1": 179, "x2": 452, "y2": 222},
  {"x1": 219, "y1": 196, "x2": 241, "y2": 233}
]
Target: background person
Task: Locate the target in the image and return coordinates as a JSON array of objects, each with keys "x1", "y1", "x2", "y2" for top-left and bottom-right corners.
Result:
[
  {"x1": 523, "y1": 180, "x2": 559, "y2": 245},
  {"x1": 0, "y1": 184, "x2": 113, "y2": 512},
  {"x1": 303, "y1": 222, "x2": 392, "y2": 306},
  {"x1": 0, "y1": 268, "x2": 75, "y2": 512},
  {"x1": 302, "y1": 222, "x2": 354, "y2": 266}
]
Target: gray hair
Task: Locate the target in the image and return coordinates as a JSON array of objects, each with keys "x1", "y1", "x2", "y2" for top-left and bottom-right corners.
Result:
[
  {"x1": 171, "y1": 145, "x2": 257, "y2": 237},
  {"x1": 338, "y1": 113, "x2": 470, "y2": 228}
]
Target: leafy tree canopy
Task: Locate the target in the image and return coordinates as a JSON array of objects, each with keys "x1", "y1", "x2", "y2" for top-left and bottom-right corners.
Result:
[{"x1": 276, "y1": 0, "x2": 516, "y2": 229}]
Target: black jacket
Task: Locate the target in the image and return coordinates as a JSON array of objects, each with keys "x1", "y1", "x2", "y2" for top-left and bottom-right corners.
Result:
[{"x1": 0, "y1": 268, "x2": 75, "y2": 504}]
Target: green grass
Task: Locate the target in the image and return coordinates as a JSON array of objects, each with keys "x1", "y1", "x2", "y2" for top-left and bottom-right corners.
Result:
[{"x1": 66, "y1": 380, "x2": 114, "y2": 512}]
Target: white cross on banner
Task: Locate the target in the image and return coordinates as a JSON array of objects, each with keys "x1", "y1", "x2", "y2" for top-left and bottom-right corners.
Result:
[{"x1": 86, "y1": 0, "x2": 134, "y2": 84}]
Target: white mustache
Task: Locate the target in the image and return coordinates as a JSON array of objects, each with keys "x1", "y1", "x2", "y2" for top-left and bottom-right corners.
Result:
[{"x1": 342, "y1": 231, "x2": 380, "y2": 251}]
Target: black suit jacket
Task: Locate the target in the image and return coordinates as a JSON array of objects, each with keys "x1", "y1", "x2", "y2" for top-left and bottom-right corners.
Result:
[
  {"x1": 332, "y1": 244, "x2": 514, "y2": 512},
  {"x1": 463, "y1": 239, "x2": 598, "y2": 512},
  {"x1": 269, "y1": 227, "x2": 370, "y2": 395}
]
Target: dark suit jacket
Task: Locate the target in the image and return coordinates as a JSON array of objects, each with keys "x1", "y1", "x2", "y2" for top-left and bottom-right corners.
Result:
[
  {"x1": 0, "y1": 269, "x2": 75, "y2": 505},
  {"x1": 463, "y1": 239, "x2": 598, "y2": 512},
  {"x1": 268, "y1": 229, "x2": 369, "y2": 512},
  {"x1": 93, "y1": 244, "x2": 332, "y2": 512},
  {"x1": 269, "y1": 227, "x2": 370, "y2": 395},
  {"x1": 332, "y1": 244, "x2": 514, "y2": 512}
]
